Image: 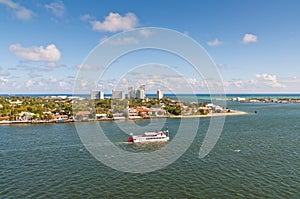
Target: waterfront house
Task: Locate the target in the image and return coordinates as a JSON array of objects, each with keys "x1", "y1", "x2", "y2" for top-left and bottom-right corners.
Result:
[
  {"x1": 17, "y1": 111, "x2": 35, "y2": 121},
  {"x1": 95, "y1": 113, "x2": 108, "y2": 120},
  {"x1": 113, "y1": 112, "x2": 125, "y2": 120},
  {"x1": 149, "y1": 107, "x2": 168, "y2": 118},
  {"x1": 75, "y1": 111, "x2": 91, "y2": 120},
  {"x1": 53, "y1": 115, "x2": 69, "y2": 121}
]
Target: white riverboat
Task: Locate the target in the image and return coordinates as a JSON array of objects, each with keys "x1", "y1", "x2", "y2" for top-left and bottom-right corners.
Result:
[{"x1": 127, "y1": 128, "x2": 170, "y2": 143}]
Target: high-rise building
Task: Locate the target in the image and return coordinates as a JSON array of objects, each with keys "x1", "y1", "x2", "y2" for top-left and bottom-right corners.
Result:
[
  {"x1": 91, "y1": 90, "x2": 104, "y2": 99},
  {"x1": 128, "y1": 86, "x2": 136, "y2": 99},
  {"x1": 112, "y1": 90, "x2": 125, "y2": 100},
  {"x1": 157, "y1": 89, "x2": 163, "y2": 100},
  {"x1": 140, "y1": 85, "x2": 146, "y2": 99},
  {"x1": 136, "y1": 89, "x2": 145, "y2": 99}
]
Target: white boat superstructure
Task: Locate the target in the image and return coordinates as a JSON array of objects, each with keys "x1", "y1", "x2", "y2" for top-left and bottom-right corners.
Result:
[{"x1": 127, "y1": 129, "x2": 170, "y2": 143}]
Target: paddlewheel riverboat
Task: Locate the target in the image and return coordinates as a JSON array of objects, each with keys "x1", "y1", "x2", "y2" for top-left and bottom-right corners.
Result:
[{"x1": 127, "y1": 128, "x2": 169, "y2": 143}]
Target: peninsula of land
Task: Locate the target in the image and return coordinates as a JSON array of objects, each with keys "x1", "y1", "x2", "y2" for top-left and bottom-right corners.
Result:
[{"x1": 0, "y1": 95, "x2": 247, "y2": 125}]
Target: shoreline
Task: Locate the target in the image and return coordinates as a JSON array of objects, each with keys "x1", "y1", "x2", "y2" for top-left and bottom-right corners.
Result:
[
  {"x1": 169, "y1": 110, "x2": 249, "y2": 118},
  {"x1": 0, "y1": 110, "x2": 249, "y2": 125}
]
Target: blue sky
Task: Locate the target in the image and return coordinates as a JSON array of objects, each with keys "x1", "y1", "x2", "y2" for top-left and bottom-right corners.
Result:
[{"x1": 0, "y1": 0, "x2": 300, "y2": 94}]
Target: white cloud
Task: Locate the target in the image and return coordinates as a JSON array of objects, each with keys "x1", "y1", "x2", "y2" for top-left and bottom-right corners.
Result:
[
  {"x1": 0, "y1": 76, "x2": 8, "y2": 85},
  {"x1": 81, "y1": 80, "x2": 88, "y2": 88},
  {"x1": 49, "y1": 76, "x2": 57, "y2": 83},
  {"x1": 26, "y1": 79, "x2": 34, "y2": 88},
  {"x1": 140, "y1": 29, "x2": 153, "y2": 38},
  {"x1": 207, "y1": 39, "x2": 222, "y2": 46},
  {"x1": 233, "y1": 80, "x2": 243, "y2": 88},
  {"x1": 102, "y1": 37, "x2": 139, "y2": 45},
  {"x1": 0, "y1": 0, "x2": 33, "y2": 20},
  {"x1": 59, "y1": 81, "x2": 70, "y2": 90},
  {"x1": 9, "y1": 43, "x2": 61, "y2": 62},
  {"x1": 45, "y1": 0, "x2": 65, "y2": 17},
  {"x1": 77, "y1": 64, "x2": 103, "y2": 71},
  {"x1": 243, "y1": 33, "x2": 258, "y2": 44},
  {"x1": 91, "y1": 12, "x2": 138, "y2": 32},
  {"x1": 77, "y1": 64, "x2": 93, "y2": 70},
  {"x1": 256, "y1": 73, "x2": 285, "y2": 88},
  {"x1": 80, "y1": 14, "x2": 93, "y2": 21},
  {"x1": 47, "y1": 62, "x2": 57, "y2": 68}
]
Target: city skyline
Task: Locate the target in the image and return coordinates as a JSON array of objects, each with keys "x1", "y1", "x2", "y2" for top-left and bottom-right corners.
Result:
[
  {"x1": 91, "y1": 85, "x2": 162, "y2": 100},
  {"x1": 1, "y1": 0, "x2": 300, "y2": 94}
]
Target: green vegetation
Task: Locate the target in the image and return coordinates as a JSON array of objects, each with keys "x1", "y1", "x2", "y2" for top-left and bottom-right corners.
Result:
[
  {"x1": 0, "y1": 96, "x2": 73, "y2": 121},
  {"x1": 0, "y1": 96, "x2": 211, "y2": 122}
]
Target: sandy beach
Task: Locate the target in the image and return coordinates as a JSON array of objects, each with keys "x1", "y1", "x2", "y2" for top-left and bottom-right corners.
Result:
[
  {"x1": 0, "y1": 110, "x2": 249, "y2": 125},
  {"x1": 169, "y1": 110, "x2": 249, "y2": 118}
]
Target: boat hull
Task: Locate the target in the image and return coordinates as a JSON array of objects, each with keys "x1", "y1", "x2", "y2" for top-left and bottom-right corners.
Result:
[
  {"x1": 132, "y1": 136, "x2": 169, "y2": 143},
  {"x1": 128, "y1": 130, "x2": 170, "y2": 143}
]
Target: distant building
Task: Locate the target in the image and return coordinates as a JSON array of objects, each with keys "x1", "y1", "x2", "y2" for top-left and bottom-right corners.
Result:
[
  {"x1": 136, "y1": 89, "x2": 145, "y2": 99},
  {"x1": 91, "y1": 90, "x2": 104, "y2": 99},
  {"x1": 135, "y1": 85, "x2": 146, "y2": 99},
  {"x1": 140, "y1": 85, "x2": 146, "y2": 99},
  {"x1": 157, "y1": 89, "x2": 163, "y2": 100},
  {"x1": 112, "y1": 90, "x2": 125, "y2": 100},
  {"x1": 128, "y1": 86, "x2": 136, "y2": 99},
  {"x1": 18, "y1": 111, "x2": 35, "y2": 121}
]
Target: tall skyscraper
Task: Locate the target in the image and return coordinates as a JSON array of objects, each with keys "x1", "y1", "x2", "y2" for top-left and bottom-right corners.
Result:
[
  {"x1": 136, "y1": 89, "x2": 145, "y2": 99},
  {"x1": 157, "y1": 89, "x2": 163, "y2": 100},
  {"x1": 112, "y1": 90, "x2": 125, "y2": 100},
  {"x1": 128, "y1": 86, "x2": 136, "y2": 99},
  {"x1": 91, "y1": 90, "x2": 104, "y2": 99},
  {"x1": 139, "y1": 85, "x2": 146, "y2": 99}
]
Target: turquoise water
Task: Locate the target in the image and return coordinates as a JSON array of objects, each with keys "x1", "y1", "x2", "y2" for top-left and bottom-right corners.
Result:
[{"x1": 1, "y1": 102, "x2": 300, "y2": 198}]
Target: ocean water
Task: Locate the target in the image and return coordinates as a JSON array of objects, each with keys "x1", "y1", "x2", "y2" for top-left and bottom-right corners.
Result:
[
  {"x1": 1, "y1": 102, "x2": 300, "y2": 198},
  {"x1": 2, "y1": 93, "x2": 300, "y2": 99}
]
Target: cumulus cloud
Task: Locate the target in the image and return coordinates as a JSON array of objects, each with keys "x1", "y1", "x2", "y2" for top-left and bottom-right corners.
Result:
[
  {"x1": 243, "y1": 33, "x2": 258, "y2": 44},
  {"x1": 0, "y1": 0, "x2": 33, "y2": 20},
  {"x1": 256, "y1": 73, "x2": 285, "y2": 88},
  {"x1": 9, "y1": 43, "x2": 61, "y2": 62},
  {"x1": 207, "y1": 39, "x2": 222, "y2": 46},
  {"x1": 45, "y1": 0, "x2": 65, "y2": 17},
  {"x1": 91, "y1": 12, "x2": 138, "y2": 32}
]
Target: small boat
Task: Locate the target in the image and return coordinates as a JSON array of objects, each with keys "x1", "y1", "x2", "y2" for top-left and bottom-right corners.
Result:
[{"x1": 127, "y1": 128, "x2": 170, "y2": 143}]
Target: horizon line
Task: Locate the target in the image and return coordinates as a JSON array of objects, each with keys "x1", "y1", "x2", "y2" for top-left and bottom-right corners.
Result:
[{"x1": 2, "y1": 92, "x2": 300, "y2": 96}]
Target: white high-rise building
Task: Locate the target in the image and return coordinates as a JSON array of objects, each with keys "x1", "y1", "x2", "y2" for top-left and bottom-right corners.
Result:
[
  {"x1": 112, "y1": 90, "x2": 125, "y2": 100},
  {"x1": 91, "y1": 90, "x2": 104, "y2": 99},
  {"x1": 136, "y1": 89, "x2": 145, "y2": 99},
  {"x1": 157, "y1": 90, "x2": 163, "y2": 100},
  {"x1": 140, "y1": 85, "x2": 146, "y2": 99},
  {"x1": 128, "y1": 87, "x2": 136, "y2": 99}
]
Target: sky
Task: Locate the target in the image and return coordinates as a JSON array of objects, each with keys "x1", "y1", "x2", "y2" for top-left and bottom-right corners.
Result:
[{"x1": 0, "y1": 0, "x2": 300, "y2": 94}]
